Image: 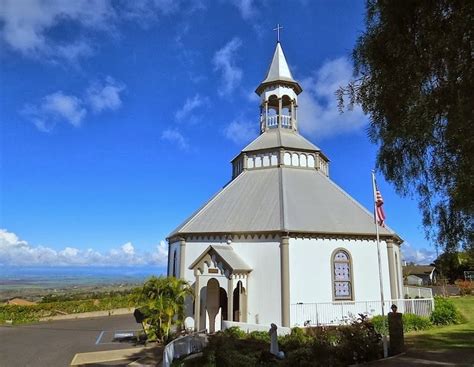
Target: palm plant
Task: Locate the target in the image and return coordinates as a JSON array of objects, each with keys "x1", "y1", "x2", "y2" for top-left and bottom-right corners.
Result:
[{"x1": 134, "y1": 276, "x2": 193, "y2": 343}]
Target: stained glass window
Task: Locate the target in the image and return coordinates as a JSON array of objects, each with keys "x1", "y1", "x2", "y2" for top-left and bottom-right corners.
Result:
[{"x1": 333, "y1": 250, "x2": 353, "y2": 300}]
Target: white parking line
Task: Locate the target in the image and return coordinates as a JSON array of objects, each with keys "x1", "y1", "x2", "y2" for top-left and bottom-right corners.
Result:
[{"x1": 95, "y1": 330, "x2": 105, "y2": 345}]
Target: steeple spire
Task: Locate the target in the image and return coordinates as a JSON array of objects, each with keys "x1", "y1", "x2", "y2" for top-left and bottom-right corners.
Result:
[
  {"x1": 255, "y1": 41, "x2": 302, "y2": 133},
  {"x1": 256, "y1": 42, "x2": 302, "y2": 95}
]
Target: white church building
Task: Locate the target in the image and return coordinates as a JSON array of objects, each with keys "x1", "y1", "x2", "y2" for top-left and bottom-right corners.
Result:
[{"x1": 167, "y1": 42, "x2": 405, "y2": 331}]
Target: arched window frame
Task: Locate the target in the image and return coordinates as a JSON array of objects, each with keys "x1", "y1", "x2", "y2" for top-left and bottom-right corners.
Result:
[{"x1": 331, "y1": 248, "x2": 354, "y2": 301}]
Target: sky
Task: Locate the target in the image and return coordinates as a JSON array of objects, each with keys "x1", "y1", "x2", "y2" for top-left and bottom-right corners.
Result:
[{"x1": 0, "y1": 0, "x2": 437, "y2": 269}]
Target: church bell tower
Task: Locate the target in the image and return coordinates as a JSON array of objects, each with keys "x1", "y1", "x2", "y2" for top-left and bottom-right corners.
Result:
[{"x1": 255, "y1": 42, "x2": 303, "y2": 133}]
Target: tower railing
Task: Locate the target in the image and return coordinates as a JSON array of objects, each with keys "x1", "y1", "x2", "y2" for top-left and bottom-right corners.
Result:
[{"x1": 264, "y1": 114, "x2": 292, "y2": 129}]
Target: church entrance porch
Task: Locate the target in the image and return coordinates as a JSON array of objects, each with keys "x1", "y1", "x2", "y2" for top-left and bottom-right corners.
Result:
[{"x1": 189, "y1": 245, "x2": 252, "y2": 332}]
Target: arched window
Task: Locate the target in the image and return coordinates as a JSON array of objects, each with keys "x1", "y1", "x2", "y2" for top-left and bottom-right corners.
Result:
[{"x1": 333, "y1": 249, "x2": 353, "y2": 300}]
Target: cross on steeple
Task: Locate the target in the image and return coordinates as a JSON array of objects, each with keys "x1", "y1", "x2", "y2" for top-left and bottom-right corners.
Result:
[{"x1": 273, "y1": 24, "x2": 283, "y2": 42}]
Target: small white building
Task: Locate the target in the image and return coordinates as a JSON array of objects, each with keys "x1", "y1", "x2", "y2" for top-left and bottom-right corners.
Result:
[{"x1": 167, "y1": 41, "x2": 404, "y2": 331}]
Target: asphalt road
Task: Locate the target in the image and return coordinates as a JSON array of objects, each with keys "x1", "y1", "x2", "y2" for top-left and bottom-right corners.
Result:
[{"x1": 0, "y1": 314, "x2": 143, "y2": 367}]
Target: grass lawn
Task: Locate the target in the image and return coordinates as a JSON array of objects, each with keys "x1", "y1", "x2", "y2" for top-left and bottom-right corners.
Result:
[{"x1": 403, "y1": 296, "x2": 474, "y2": 364}]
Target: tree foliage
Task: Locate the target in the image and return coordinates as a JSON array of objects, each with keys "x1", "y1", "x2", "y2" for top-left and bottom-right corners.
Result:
[
  {"x1": 339, "y1": 1, "x2": 473, "y2": 251},
  {"x1": 134, "y1": 276, "x2": 193, "y2": 343}
]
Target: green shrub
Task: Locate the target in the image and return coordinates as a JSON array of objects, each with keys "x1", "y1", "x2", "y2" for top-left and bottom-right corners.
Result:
[
  {"x1": 372, "y1": 313, "x2": 432, "y2": 334},
  {"x1": 248, "y1": 330, "x2": 271, "y2": 343},
  {"x1": 430, "y1": 297, "x2": 463, "y2": 325},
  {"x1": 222, "y1": 326, "x2": 247, "y2": 339},
  {"x1": 403, "y1": 313, "x2": 432, "y2": 331},
  {"x1": 336, "y1": 315, "x2": 382, "y2": 365},
  {"x1": 279, "y1": 327, "x2": 311, "y2": 352}
]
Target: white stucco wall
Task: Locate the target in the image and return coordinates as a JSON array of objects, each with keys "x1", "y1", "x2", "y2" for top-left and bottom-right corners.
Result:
[
  {"x1": 289, "y1": 238, "x2": 392, "y2": 305},
  {"x1": 181, "y1": 239, "x2": 282, "y2": 326}
]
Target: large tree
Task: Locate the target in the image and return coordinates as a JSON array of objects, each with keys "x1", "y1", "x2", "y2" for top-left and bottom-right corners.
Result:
[{"x1": 339, "y1": 0, "x2": 473, "y2": 252}]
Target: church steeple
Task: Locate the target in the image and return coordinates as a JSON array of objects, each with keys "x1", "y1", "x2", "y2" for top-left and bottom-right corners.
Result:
[{"x1": 255, "y1": 42, "x2": 302, "y2": 133}]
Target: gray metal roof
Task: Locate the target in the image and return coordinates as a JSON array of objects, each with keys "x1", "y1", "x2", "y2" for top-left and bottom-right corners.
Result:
[
  {"x1": 242, "y1": 128, "x2": 320, "y2": 153},
  {"x1": 189, "y1": 245, "x2": 252, "y2": 272},
  {"x1": 255, "y1": 42, "x2": 302, "y2": 95},
  {"x1": 169, "y1": 167, "x2": 396, "y2": 237}
]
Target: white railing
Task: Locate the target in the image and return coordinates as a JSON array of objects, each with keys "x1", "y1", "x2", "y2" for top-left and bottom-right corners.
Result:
[
  {"x1": 290, "y1": 298, "x2": 434, "y2": 327},
  {"x1": 265, "y1": 115, "x2": 292, "y2": 128},
  {"x1": 267, "y1": 115, "x2": 278, "y2": 127},
  {"x1": 403, "y1": 286, "x2": 433, "y2": 299},
  {"x1": 163, "y1": 331, "x2": 208, "y2": 367},
  {"x1": 281, "y1": 115, "x2": 292, "y2": 128}
]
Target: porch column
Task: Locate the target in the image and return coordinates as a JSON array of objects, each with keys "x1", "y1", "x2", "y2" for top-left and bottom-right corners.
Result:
[
  {"x1": 194, "y1": 272, "x2": 201, "y2": 331},
  {"x1": 179, "y1": 238, "x2": 186, "y2": 279},
  {"x1": 280, "y1": 235, "x2": 290, "y2": 327},
  {"x1": 227, "y1": 276, "x2": 234, "y2": 322},
  {"x1": 386, "y1": 239, "x2": 398, "y2": 299}
]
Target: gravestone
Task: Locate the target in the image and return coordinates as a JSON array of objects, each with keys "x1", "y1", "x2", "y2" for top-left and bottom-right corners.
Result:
[{"x1": 388, "y1": 304, "x2": 404, "y2": 356}]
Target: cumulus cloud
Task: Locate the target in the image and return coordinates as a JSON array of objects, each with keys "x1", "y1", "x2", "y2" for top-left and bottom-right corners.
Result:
[
  {"x1": 0, "y1": 0, "x2": 112, "y2": 63},
  {"x1": 213, "y1": 37, "x2": 243, "y2": 96},
  {"x1": 175, "y1": 94, "x2": 209, "y2": 122},
  {"x1": 224, "y1": 118, "x2": 257, "y2": 145},
  {"x1": 86, "y1": 77, "x2": 125, "y2": 113},
  {"x1": 22, "y1": 91, "x2": 87, "y2": 132},
  {"x1": 0, "y1": 229, "x2": 168, "y2": 267},
  {"x1": 297, "y1": 57, "x2": 367, "y2": 139},
  {"x1": 161, "y1": 128, "x2": 189, "y2": 150},
  {"x1": 22, "y1": 77, "x2": 125, "y2": 132},
  {"x1": 401, "y1": 242, "x2": 437, "y2": 265}
]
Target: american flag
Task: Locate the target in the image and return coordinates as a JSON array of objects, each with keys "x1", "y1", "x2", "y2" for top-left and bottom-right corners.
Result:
[{"x1": 375, "y1": 188, "x2": 386, "y2": 227}]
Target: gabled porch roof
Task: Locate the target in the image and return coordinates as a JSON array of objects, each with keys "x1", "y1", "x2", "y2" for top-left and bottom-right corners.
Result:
[{"x1": 189, "y1": 245, "x2": 252, "y2": 273}]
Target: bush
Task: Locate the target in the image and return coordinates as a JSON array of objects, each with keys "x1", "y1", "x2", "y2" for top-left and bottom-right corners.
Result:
[
  {"x1": 372, "y1": 313, "x2": 432, "y2": 334},
  {"x1": 222, "y1": 326, "x2": 247, "y2": 339},
  {"x1": 279, "y1": 327, "x2": 312, "y2": 352},
  {"x1": 430, "y1": 296, "x2": 463, "y2": 325},
  {"x1": 248, "y1": 330, "x2": 271, "y2": 343},
  {"x1": 403, "y1": 313, "x2": 432, "y2": 331},
  {"x1": 455, "y1": 280, "x2": 473, "y2": 295}
]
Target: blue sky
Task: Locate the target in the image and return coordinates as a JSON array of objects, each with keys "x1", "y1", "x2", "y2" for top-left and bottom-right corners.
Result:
[{"x1": 0, "y1": 0, "x2": 436, "y2": 268}]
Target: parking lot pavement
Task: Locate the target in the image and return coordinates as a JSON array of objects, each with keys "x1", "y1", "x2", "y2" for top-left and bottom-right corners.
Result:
[{"x1": 0, "y1": 314, "x2": 145, "y2": 367}]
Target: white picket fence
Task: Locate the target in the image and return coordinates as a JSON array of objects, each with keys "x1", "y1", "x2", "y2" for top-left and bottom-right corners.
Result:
[
  {"x1": 403, "y1": 286, "x2": 433, "y2": 299},
  {"x1": 290, "y1": 298, "x2": 434, "y2": 327}
]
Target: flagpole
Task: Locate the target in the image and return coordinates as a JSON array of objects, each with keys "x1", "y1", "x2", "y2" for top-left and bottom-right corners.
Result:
[{"x1": 372, "y1": 170, "x2": 388, "y2": 358}]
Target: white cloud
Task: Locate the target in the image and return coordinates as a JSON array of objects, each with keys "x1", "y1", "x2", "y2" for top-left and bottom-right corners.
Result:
[
  {"x1": 224, "y1": 118, "x2": 257, "y2": 145},
  {"x1": 161, "y1": 128, "x2": 189, "y2": 150},
  {"x1": 401, "y1": 242, "x2": 437, "y2": 265},
  {"x1": 297, "y1": 57, "x2": 367, "y2": 139},
  {"x1": 175, "y1": 94, "x2": 208, "y2": 121},
  {"x1": 213, "y1": 37, "x2": 243, "y2": 96},
  {"x1": 22, "y1": 91, "x2": 87, "y2": 132},
  {"x1": 151, "y1": 240, "x2": 169, "y2": 266},
  {"x1": 0, "y1": 0, "x2": 112, "y2": 62},
  {"x1": 86, "y1": 77, "x2": 125, "y2": 113},
  {"x1": 230, "y1": 0, "x2": 257, "y2": 19},
  {"x1": 0, "y1": 229, "x2": 168, "y2": 267},
  {"x1": 121, "y1": 242, "x2": 135, "y2": 256},
  {"x1": 22, "y1": 77, "x2": 125, "y2": 131}
]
